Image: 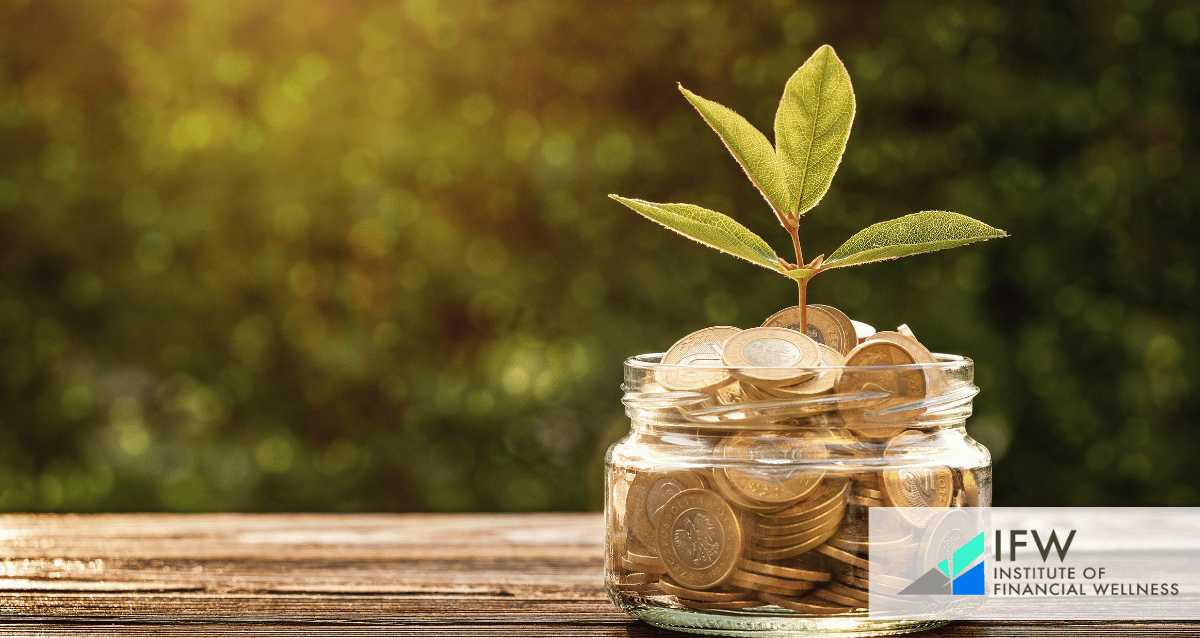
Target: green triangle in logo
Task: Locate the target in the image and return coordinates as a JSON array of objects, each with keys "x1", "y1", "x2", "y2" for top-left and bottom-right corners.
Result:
[{"x1": 952, "y1": 532, "x2": 985, "y2": 577}]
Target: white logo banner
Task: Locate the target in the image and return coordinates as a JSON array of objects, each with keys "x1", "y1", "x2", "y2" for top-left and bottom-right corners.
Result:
[{"x1": 866, "y1": 508, "x2": 1200, "y2": 620}]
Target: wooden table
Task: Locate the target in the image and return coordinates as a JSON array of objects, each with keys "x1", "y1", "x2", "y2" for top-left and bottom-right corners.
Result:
[{"x1": 0, "y1": 514, "x2": 1195, "y2": 636}]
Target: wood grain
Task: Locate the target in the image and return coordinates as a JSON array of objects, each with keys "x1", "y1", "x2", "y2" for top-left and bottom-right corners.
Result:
[{"x1": 0, "y1": 514, "x2": 1197, "y2": 636}]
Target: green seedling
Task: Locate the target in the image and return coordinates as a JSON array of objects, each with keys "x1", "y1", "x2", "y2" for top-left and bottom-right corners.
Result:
[{"x1": 611, "y1": 45, "x2": 1007, "y2": 329}]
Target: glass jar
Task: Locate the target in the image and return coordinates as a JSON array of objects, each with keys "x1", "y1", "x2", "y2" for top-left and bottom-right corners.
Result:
[{"x1": 604, "y1": 352, "x2": 991, "y2": 637}]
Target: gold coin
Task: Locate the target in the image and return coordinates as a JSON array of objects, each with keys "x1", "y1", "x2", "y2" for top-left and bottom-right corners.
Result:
[
  {"x1": 611, "y1": 570, "x2": 661, "y2": 592},
  {"x1": 753, "y1": 500, "x2": 845, "y2": 538},
  {"x1": 840, "y1": 340, "x2": 920, "y2": 372},
  {"x1": 848, "y1": 495, "x2": 885, "y2": 508},
  {"x1": 746, "y1": 515, "x2": 841, "y2": 560},
  {"x1": 662, "y1": 326, "x2": 742, "y2": 364},
  {"x1": 809, "y1": 430, "x2": 865, "y2": 457},
  {"x1": 738, "y1": 558, "x2": 832, "y2": 582},
  {"x1": 622, "y1": 553, "x2": 667, "y2": 574},
  {"x1": 826, "y1": 530, "x2": 913, "y2": 555},
  {"x1": 627, "y1": 470, "x2": 707, "y2": 548},
  {"x1": 851, "y1": 423, "x2": 910, "y2": 441},
  {"x1": 961, "y1": 469, "x2": 980, "y2": 507},
  {"x1": 770, "y1": 346, "x2": 840, "y2": 396},
  {"x1": 757, "y1": 480, "x2": 849, "y2": 525},
  {"x1": 833, "y1": 518, "x2": 868, "y2": 541},
  {"x1": 710, "y1": 466, "x2": 792, "y2": 513},
  {"x1": 919, "y1": 509, "x2": 978, "y2": 574},
  {"x1": 718, "y1": 431, "x2": 828, "y2": 505},
  {"x1": 853, "y1": 470, "x2": 882, "y2": 484},
  {"x1": 802, "y1": 305, "x2": 847, "y2": 355},
  {"x1": 762, "y1": 375, "x2": 833, "y2": 398},
  {"x1": 835, "y1": 341, "x2": 925, "y2": 422},
  {"x1": 657, "y1": 577, "x2": 753, "y2": 602},
  {"x1": 729, "y1": 568, "x2": 818, "y2": 590},
  {"x1": 608, "y1": 471, "x2": 633, "y2": 538},
  {"x1": 869, "y1": 330, "x2": 948, "y2": 396},
  {"x1": 799, "y1": 412, "x2": 847, "y2": 431},
  {"x1": 624, "y1": 541, "x2": 657, "y2": 558},
  {"x1": 817, "y1": 343, "x2": 846, "y2": 366},
  {"x1": 811, "y1": 588, "x2": 867, "y2": 609},
  {"x1": 846, "y1": 566, "x2": 912, "y2": 592},
  {"x1": 812, "y1": 305, "x2": 858, "y2": 355},
  {"x1": 758, "y1": 591, "x2": 853, "y2": 614},
  {"x1": 753, "y1": 498, "x2": 844, "y2": 536},
  {"x1": 722, "y1": 327, "x2": 821, "y2": 386},
  {"x1": 655, "y1": 488, "x2": 743, "y2": 590},
  {"x1": 867, "y1": 332, "x2": 936, "y2": 364},
  {"x1": 760, "y1": 305, "x2": 804, "y2": 331},
  {"x1": 739, "y1": 381, "x2": 784, "y2": 402},
  {"x1": 680, "y1": 349, "x2": 724, "y2": 364},
  {"x1": 761, "y1": 305, "x2": 848, "y2": 355},
  {"x1": 834, "y1": 571, "x2": 871, "y2": 590},
  {"x1": 880, "y1": 430, "x2": 954, "y2": 524},
  {"x1": 823, "y1": 581, "x2": 870, "y2": 605},
  {"x1": 658, "y1": 351, "x2": 729, "y2": 392},
  {"x1": 615, "y1": 571, "x2": 658, "y2": 586},
  {"x1": 850, "y1": 319, "x2": 875, "y2": 343},
  {"x1": 753, "y1": 508, "x2": 846, "y2": 540},
  {"x1": 825, "y1": 386, "x2": 895, "y2": 417},
  {"x1": 858, "y1": 487, "x2": 884, "y2": 501},
  {"x1": 751, "y1": 513, "x2": 843, "y2": 549},
  {"x1": 728, "y1": 570, "x2": 817, "y2": 596},
  {"x1": 827, "y1": 580, "x2": 870, "y2": 599},
  {"x1": 658, "y1": 326, "x2": 741, "y2": 390},
  {"x1": 815, "y1": 543, "x2": 871, "y2": 570}
]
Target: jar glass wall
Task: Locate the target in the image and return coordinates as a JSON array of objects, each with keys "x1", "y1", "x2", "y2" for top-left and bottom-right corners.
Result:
[{"x1": 605, "y1": 353, "x2": 991, "y2": 637}]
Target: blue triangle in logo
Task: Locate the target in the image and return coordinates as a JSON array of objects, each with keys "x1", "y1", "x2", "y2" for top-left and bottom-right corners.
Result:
[{"x1": 952, "y1": 560, "x2": 985, "y2": 595}]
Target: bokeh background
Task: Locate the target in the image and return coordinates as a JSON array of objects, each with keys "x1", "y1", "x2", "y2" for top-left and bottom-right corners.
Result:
[{"x1": 0, "y1": 0, "x2": 1196, "y2": 512}]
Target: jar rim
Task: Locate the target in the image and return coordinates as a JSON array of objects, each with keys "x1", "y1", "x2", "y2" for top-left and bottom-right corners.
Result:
[
  {"x1": 624, "y1": 351, "x2": 972, "y2": 372},
  {"x1": 621, "y1": 351, "x2": 976, "y2": 430}
]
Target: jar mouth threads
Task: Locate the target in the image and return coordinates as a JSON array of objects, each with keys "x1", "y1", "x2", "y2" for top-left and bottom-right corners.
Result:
[
  {"x1": 626, "y1": 351, "x2": 970, "y2": 372},
  {"x1": 622, "y1": 353, "x2": 977, "y2": 433}
]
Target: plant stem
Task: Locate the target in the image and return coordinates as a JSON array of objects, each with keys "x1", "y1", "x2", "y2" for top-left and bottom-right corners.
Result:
[
  {"x1": 790, "y1": 228, "x2": 804, "y2": 269},
  {"x1": 797, "y1": 277, "x2": 808, "y2": 329},
  {"x1": 789, "y1": 227, "x2": 807, "y2": 328}
]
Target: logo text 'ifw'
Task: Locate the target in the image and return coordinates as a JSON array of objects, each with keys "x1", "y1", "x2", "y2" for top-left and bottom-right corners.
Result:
[{"x1": 898, "y1": 532, "x2": 985, "y2": 596}]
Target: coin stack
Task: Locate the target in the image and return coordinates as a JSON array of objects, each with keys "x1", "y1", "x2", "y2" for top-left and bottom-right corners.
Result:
[{"x1": 609, "y1": 304, "x2": 982, "y2": 613}]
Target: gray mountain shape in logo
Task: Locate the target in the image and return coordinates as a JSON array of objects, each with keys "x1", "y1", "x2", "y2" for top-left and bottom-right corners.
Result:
[{"x1": 898, "y1": 567, "x2": 953, "y2": 596}]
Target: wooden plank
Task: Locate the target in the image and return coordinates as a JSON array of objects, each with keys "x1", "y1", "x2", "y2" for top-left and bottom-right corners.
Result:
[
  {"x1": 0, "y1": 514, "x2": 604, "y2": 600},
  {"x1": 0, "y1": 514, "x2": 1197, "y2": 636},
  {"x1": 0, "y1": 513, "x2": 604, "y2": 559},
  {"x1": 1, "y1": 621, "x2": 1199, "y2": 637},
  {"x1": 1, "y1": 593, "x2": 618, "y2": 622},
  {"x1": 0, "y1": 625, "x2": 671, "y2": 638}
]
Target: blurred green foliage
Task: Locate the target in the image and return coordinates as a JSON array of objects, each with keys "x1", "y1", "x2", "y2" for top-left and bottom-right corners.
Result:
[{"x1": 0, "y1": 0, "x2": 1197, "y2": 512}]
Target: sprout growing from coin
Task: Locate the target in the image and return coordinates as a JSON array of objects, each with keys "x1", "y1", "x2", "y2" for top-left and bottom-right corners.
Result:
[{"x1": 611, "y1": 45, "x2": 1007, "y2": 330}]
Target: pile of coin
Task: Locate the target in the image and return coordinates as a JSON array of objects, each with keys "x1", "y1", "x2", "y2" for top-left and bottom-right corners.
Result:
[{"x1": 608, "y1": 304, "x2": 982, "y2": 614}]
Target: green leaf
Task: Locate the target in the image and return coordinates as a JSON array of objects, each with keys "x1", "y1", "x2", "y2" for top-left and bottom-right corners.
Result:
[
  {"x1": 609, "y1": 195, "x2": 789, "y2": 274},
  {"x1": 822, "y1": 211, "x2": 1008, "y2": 269},
  {"x1": 775, "y1": 44, "x2": 856, "y2": 219},
  {"x1": 679, "y1": 86, "x2": 793, "y2": 221}
]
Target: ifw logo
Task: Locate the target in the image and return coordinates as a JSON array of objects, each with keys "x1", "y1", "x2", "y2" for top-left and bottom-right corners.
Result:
[{"x1": 899, "y1": 532, "x2": 985, "y2": 596}]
